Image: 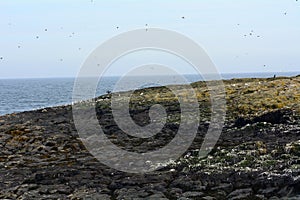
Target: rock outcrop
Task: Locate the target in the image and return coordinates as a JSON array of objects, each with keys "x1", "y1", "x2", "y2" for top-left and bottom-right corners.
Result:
[{"x1": 0, "y1": 75, "x2": 299, "y2": 199}]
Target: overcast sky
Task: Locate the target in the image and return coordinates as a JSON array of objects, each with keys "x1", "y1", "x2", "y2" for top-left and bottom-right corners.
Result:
[{"x1": 0, "y1": 0, "x2": 300, "y2": 78}]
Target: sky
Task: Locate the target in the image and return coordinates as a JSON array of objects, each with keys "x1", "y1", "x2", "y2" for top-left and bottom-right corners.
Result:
[{"x1": 0, "y1": 0, "x2": 300, "y2": 78}]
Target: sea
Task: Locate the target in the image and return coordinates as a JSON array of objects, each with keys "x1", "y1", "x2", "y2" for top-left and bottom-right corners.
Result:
[{"x1": 0, "y1": 72, "x2": 299, "y2": 116}]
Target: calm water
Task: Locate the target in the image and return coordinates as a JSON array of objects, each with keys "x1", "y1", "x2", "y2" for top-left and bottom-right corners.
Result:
[{"x1": 0, "y1": 72, "x2": 299, "y2": 116}]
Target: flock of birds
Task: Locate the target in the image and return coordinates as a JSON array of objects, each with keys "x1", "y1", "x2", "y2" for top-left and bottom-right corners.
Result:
[
  {"x1": 0, "y1": 0, "x2": 299, "y2": 66},
  {"x1": 241, "y1": 28, "x2": 261, "y2": 38},
  {"x1": 0, "y1": 18, "x2": 271, "y2": 66},
  {"x1": 0, "y1": 16, "x2": 186, "y2": 61}
]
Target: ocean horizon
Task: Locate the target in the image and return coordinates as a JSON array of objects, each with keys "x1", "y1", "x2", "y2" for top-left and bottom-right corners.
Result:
[{"x1": 1, "y1": 71, "x2": 299, "y2": 116}]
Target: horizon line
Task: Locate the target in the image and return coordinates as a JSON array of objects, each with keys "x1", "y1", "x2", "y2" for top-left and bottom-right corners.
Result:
[{"x1": 0, "y1": 71, "x2": 299, "y2": 80}]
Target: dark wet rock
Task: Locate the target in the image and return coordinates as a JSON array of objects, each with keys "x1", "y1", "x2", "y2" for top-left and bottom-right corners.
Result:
[
  {"x1": 211, "y1": 183, "x2": 233, "y2": 193},
  {"x1": 201, "y1": 196, "x2": 216, "y2": 200},
  {"x1": 0, "y1": 76, "x2": 300, "y2": 199},
  {"x1": 227, "y1": 188, "x2": 253, "y2": 199},
  {"x1": 68, "y1": 189, "x2": 111, "y2": 200},
  {"x1": 258, "y1": 187, "x2": 278, "y2": 196},
  {"x1": 114, "y1": 188, "x2": 149, "y2": 199},
  {"x1": 234, "y1": 109, "x2": 293, "y2": 127},
  {"x1": 168, "y1": 187, "x2": 183, "y2": 198},
  {"x1": 169, "y1": 176, "x2": 195, "y2": 191},
  {"x1": 146, "y1": 192, "x2": 168, "y2": 199},
  {"x1": 181, "y1": 191, "x2": 204, "y2": 198}
]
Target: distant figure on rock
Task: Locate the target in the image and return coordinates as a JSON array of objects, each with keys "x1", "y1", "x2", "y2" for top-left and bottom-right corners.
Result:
[{"x1": 273, "y1": 74, "x2": 276, "y2": 79}]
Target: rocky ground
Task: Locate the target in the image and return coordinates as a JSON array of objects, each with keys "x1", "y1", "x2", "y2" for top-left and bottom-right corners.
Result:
[{"x1": 0, "y1": 75, "x2": 299, "y2": 199}]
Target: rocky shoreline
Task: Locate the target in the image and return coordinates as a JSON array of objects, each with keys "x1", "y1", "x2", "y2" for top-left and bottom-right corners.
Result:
[{"x1": 0, "y1": 75, "x2": 299, "y2": 199}]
